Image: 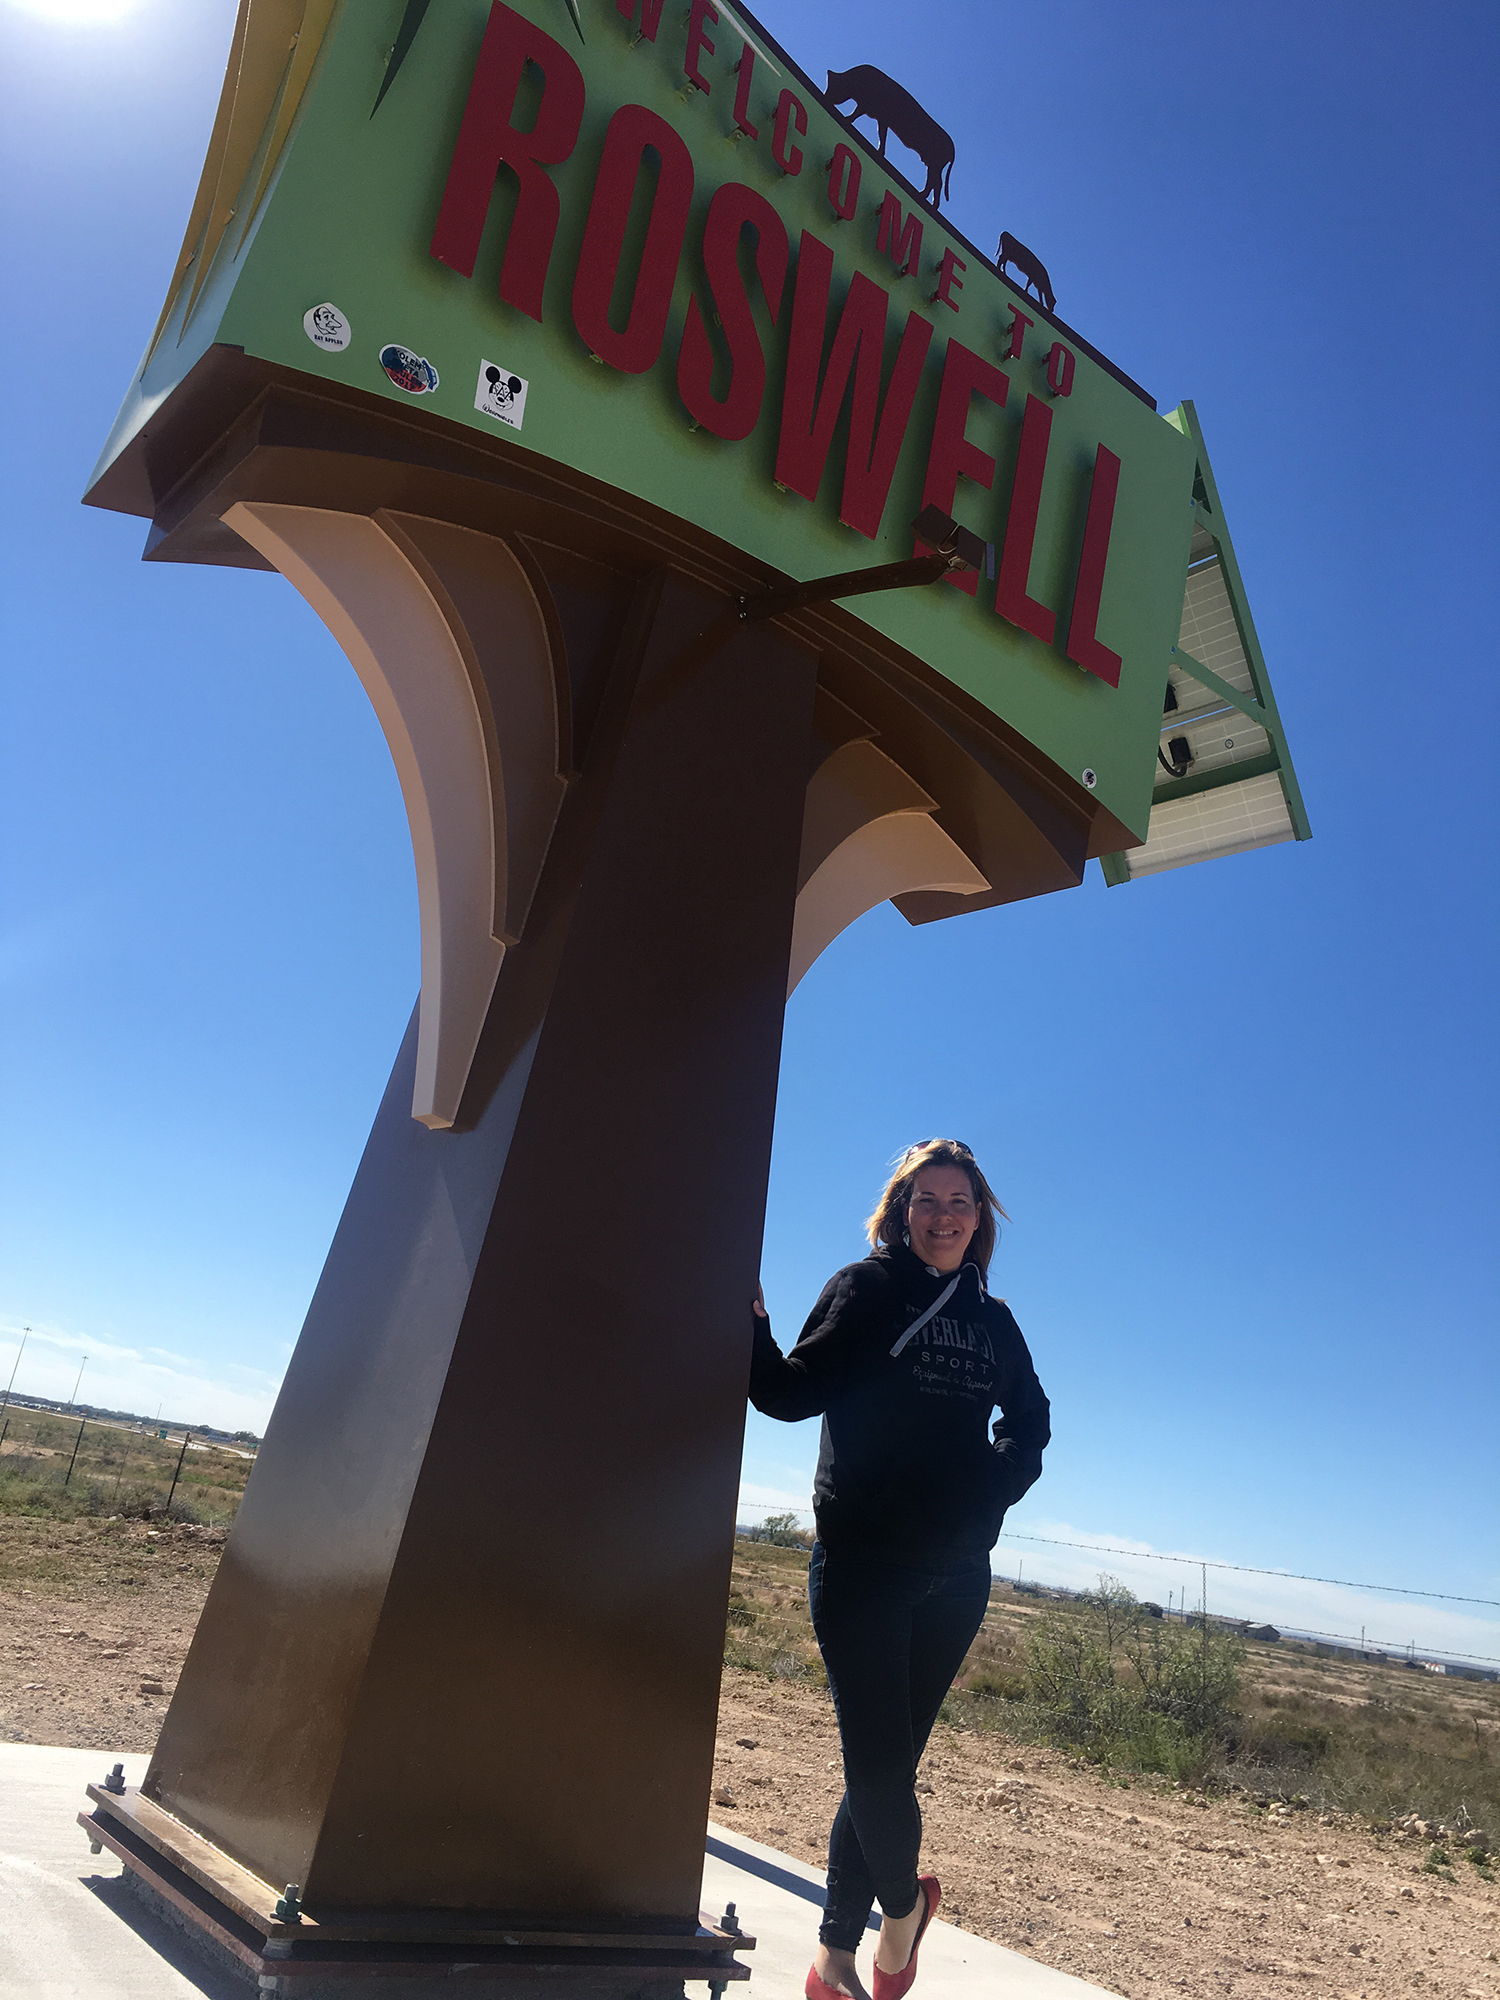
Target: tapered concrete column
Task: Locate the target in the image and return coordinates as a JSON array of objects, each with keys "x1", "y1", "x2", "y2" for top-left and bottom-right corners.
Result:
[{"x1": 142, "y1": 560, "x2": 818, "y2": 1925}]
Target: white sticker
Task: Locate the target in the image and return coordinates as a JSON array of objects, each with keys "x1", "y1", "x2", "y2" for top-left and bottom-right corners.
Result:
[
  {"x1": 303, "y1": 302, "x2": 352, "y2": 351},
  {"x1": 475, "y1": 360, "x2": 529, "y2": 431}
]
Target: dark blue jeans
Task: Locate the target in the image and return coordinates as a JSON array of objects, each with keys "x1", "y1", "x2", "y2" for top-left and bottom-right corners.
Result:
[{"x1": 808, "y1": 1540, "x2": 991, "y2": 1952}]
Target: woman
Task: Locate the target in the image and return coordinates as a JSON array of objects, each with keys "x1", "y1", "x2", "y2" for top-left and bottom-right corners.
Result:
[{"x1": 749, "y1": 1140, "x2": 1050, "y2": 2000}]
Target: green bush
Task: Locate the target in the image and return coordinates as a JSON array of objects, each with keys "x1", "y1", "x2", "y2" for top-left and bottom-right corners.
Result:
[
  {"x1": 743, "y1": 1511, "x2": 814, "y2": 1549},
  {"x1": 1022, "y1": 1578, "x2": 1243, "y2": 1776}
]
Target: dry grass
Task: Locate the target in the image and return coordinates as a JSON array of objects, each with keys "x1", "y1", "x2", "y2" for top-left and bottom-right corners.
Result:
[
  {"x1": 1224, "y1": 1648, "x2": 1500, "y2": 1835},
  {"x1": 723, "y1": 1540, "x2": 1500, "y2": 1844},
  {"x1": 725, "y1": 1538, "x2": 827, "y2": 1681},
  {"x1": 0, "y1": 1405, "x2": 253, "y2": 1525}
]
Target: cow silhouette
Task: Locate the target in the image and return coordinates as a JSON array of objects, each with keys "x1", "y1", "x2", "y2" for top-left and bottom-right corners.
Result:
[
  {"x1": 825, "y1": 65, "x2": 955, "y2": 207},
  {"x1": 996, "y1": 232, "x2": 1056, "y2": 313}
]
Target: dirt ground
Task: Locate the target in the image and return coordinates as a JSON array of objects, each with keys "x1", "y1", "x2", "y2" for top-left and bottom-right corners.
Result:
[
  {"x1": 712, "y1": 1670, "x2": 1500, "y2": 2000},
  {"x1": 4, "y1": 1515, "x2": 1497, "y2": 2000},
  {"x1": 0, "y1": 1514, "x2": 225, "y2": 1751}
]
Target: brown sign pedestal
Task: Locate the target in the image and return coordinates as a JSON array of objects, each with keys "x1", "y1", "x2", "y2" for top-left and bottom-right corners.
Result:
[
  {"x1": 80, "y1": 355, "x2": 1100, "y2": 1984},
  {"x1": 82, "y1": 1779, "x2": 753, "y2": 1996},
  {"x1": 81, "y1": 1776, "x2": 752, "y2": 1992}
]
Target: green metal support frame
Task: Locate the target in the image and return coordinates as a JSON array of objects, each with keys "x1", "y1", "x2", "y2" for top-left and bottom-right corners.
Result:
[{"x1": 1100, "y1": 400, "x2": 1311, "y2": 884}]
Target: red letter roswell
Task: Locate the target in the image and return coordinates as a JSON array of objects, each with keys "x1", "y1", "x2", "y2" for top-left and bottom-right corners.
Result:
[
  {"x1": 430, "y1": 1, "x2": 586, "y2": 323},
  {"x1": 573, "y1": 105, "x2": 695, "y2": 373},
  {"x1": 917, "y1": 339, "x2": 1009, "y2": 597},
  {"x1": 1064, "y1": 445, "x2": 1124, "y2": 687},
  {"x1": 994, "y1": 393, "x2": 1057, "y2": 644},
  {"x1": 776, "y1": 232, "x2": 934, "y2": 538},
  {"x1": 677, "y1": 182, "x2": 790, "y2": 439}
]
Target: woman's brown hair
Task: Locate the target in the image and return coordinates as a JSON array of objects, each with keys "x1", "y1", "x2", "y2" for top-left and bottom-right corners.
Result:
[{"x1": 865, "y1": 1139, "x2": 1007, "y2": 1279}]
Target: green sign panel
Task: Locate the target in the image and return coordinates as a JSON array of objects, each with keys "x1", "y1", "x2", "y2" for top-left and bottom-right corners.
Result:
[{"x1": 92, "y1": 0, "x2": 1256, "y2": 844}]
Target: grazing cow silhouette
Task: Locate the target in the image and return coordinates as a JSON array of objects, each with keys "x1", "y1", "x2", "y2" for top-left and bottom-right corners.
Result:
[
  {"x1": 996, "y1": 232, "x2": 1056, "y2": 313},
  {"x1": 825, "y1": 65, "x2": 955, "y2": 207}
]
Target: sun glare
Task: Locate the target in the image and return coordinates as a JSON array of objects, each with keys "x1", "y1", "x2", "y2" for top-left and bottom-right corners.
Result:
[{"x1": 8, "y1": 0, "x2": 137, "y2": 23}]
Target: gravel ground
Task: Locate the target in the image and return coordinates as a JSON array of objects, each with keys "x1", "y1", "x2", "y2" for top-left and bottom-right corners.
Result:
[{"x1": 3, "y1": 1515, "x2": 1497, "y2": 1999}]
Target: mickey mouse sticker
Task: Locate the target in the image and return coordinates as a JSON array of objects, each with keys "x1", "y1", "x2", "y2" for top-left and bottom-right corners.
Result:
[{"x1": 475, "y1": 360, "x2": 528, "y2": 432}]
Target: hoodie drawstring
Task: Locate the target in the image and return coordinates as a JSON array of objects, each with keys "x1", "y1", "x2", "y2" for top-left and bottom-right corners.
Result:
[{"x1": 890, "y1": 1265, "x2": 976, "y2": 1357}]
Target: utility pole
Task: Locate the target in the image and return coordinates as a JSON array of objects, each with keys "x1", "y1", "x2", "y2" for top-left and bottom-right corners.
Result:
[{"x1": 66, "y1": 1355, "x2": 87, "y2": 1411}]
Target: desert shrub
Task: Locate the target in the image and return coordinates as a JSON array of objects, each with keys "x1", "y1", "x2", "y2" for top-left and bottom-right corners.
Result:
[
  {"x1": 1021, "y1": 1578, "x2": 1243, "y2": 1776},
  {"x1": 1120, "y1": 1601, "x2": 1243, "y2": 1740}
]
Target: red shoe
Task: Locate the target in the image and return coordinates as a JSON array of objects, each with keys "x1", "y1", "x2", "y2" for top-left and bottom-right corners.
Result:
[
  {"x1": 871, "y1": 1875, "x2": 940, "y2": 2000},
  {"x1": 806, "y1": 1968, "x2": 855, "y2": 2000}
]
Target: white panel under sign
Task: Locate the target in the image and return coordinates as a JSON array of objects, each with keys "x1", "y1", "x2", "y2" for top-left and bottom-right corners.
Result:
[
  {"x1": 1179, "y1": 558, "x2": 1256, "y2": 699},
  {"x1": 1124, "y1": 772, "x2": 1294, "y2": 879}
]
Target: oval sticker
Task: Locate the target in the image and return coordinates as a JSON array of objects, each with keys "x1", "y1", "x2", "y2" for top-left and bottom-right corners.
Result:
[
  {"x1": 303, "y1": 302, "x2": 351, "y2": 351},
  {"x1": 379, "y1": 344, "x2": 438, "y2": 395}
]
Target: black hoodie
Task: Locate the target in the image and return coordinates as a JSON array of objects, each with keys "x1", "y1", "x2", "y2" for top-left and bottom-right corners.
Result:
[{"x1": 748, "y1": 1242, "x2": 1051, "y2": 1571}]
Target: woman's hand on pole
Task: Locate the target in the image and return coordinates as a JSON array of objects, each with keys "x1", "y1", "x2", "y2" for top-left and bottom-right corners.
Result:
[{"x1": 752, "y1": 1284, "x2": 768, "y2": 1319}]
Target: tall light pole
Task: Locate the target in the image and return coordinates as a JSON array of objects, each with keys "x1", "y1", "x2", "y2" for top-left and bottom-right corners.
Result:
[
  {"x1": 0, "y1": 1327, "x2": 30, "y2": 1439},
  {"x1": 67, "y1": 1356, "x2": 87, "y2": 1411}
]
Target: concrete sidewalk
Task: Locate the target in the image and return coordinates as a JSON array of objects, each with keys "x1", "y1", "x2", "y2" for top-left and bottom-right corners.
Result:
[
  {"x1": 699, "y1": 1820, "x2": 1120, "y2": 1999},
  {"x1": 1, "y1": 1745, "x2": 1120, "y2": 1999}
]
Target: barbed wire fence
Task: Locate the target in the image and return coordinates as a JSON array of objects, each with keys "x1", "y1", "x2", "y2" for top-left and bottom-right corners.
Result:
[{"x1": 733, "y1": 1500, "x2": 1500, "y2": 1665}]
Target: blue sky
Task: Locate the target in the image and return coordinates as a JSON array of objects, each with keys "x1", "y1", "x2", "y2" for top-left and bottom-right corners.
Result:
[{"x1": 1, "y1": 0, "x2": 1495, "y2": 1661}]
